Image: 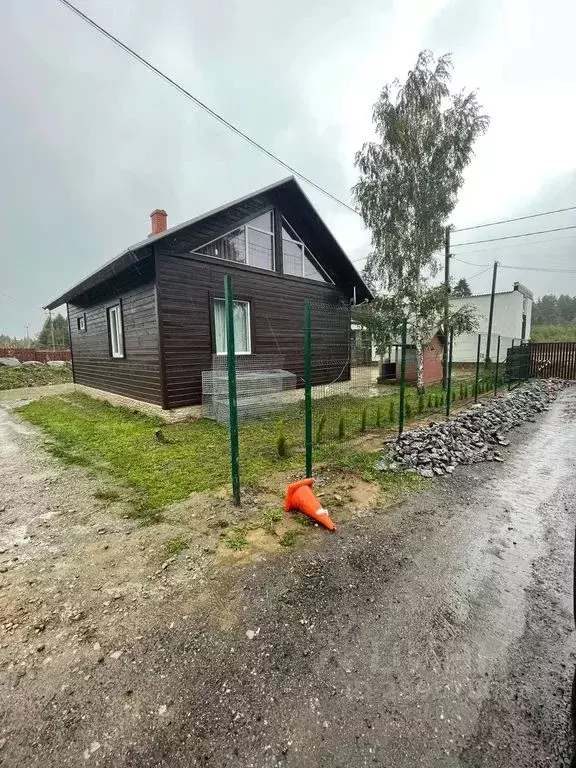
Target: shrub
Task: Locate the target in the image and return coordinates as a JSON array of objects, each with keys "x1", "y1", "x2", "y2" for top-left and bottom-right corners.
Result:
[
  {"x1": 276, "y1": 430, "x2": 287, "y2": 458},
  {"x1": 452, "y1": 389, "x2": 456, "y2": 402},
  {"x1": 427, "y1": 394, "x2": 433, "y2": 409},
  {"x1": 459, "y1": 382, "x2": 464, "y2": 400},
  {"x1": 376, "y1": 405, "x2": 382, "y2": 428},
  {"x1": 338, "y1": 412, "x2": 346, "y2": 440},
  {"x1": 388, "y1": 399, "x2": 396, "y2": 424},
  {"x1": 315, "y1": 413, "x2": 326, "y2": 444},
  {"x1": 418, "y1": 394, "x2": 425, "y2": 413},
  {"x1": 360, "y1": 407, "x2": 367, "y2": 432},
  {"x1": 440, "y1": 394, "x2": 445, "y2": 407},
  {"x1": 434, "y1": 394, "x2": 439, "y2": 408},
  {"x1": 405, "y1": 400, "x2": 412, "y2": 419}
]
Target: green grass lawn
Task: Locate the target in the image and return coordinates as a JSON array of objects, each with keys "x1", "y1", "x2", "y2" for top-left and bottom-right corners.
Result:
[
  {"x1": 0, "y1": 364, "x2": 72, "y2": 390},
  {"x1": 18, "y1": 393, "x2": 306, "y2": 510},
  {"x1": 17, "y1": 370, "x2": 489, "y2": 513}
]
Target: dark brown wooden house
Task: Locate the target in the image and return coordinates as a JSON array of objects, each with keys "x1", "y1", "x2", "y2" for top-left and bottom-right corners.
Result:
[{"x1": 46, "y1": 177, "x2": 372, "y2": 411}]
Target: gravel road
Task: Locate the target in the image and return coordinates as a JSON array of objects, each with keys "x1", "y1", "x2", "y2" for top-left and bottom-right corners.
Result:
[{"x1": 1, "y1": 387, "x2": 576, "y2": 767}]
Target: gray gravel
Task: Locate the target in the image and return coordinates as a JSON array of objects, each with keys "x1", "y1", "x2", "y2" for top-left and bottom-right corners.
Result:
[
  {"x1": 1, "y1": 387, "x2": 576, "y2": 767},
  {"x1": 380, "y1": 379, "x2": 567, "y2": 477}
]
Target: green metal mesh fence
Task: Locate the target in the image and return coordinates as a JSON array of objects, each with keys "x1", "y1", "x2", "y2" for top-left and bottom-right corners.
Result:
[{"x1": 215, "y1": 274, "x2": 532, "y2": 499}]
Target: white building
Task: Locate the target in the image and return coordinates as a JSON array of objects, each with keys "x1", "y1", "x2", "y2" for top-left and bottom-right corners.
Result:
[{"x1": 450, "y1": 282, "x2": 533, "y2": 363}]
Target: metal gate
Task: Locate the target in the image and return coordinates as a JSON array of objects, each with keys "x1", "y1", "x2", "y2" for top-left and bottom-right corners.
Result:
[
  {"x1": 530, "y1": 342, "x2": 576, "y2": 380},
  {"x1": 505, "y1": 342, "x2": 531, "y2": 389}
]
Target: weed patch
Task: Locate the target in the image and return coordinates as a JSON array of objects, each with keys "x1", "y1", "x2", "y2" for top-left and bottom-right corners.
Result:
[
  {"x1": 279, "y1": 530, "x2": 301, "y2": 547},
  {"x1": 93, "y1": 488, "x2": 121, "y2": 502},
  {"x1": 261, "y1": 508, "x2": 284, "y2": 534},
  {"x1": 225, "y1": 529, "x2": 248, "y2": 550},
  {"x1": 164, "y1": 538, "x2": 188, "y2": 556}
]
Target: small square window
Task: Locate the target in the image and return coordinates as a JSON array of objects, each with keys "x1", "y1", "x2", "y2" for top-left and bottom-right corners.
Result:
[
  {"x1": 77, "y1": 315, "x2": 86, "y2": 332},
  {"x1": 107, "y1": 304, "x2": 124, "y2": 358}
]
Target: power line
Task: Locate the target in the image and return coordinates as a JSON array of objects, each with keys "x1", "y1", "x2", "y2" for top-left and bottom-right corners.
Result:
[
  {"x1": 445, "y1": 233, "x2": 576, "y2": 258},
  {"x1": 454, "y1": 205, "x2": 576, "y2": 233},
  {"x1": 452, "y1": 255, "x2": 576, "y2": 274},
  {"x1": 56, "y1": 0, "x2": 359, "y2": 215},
  {"x1": 451, "y1": 224, "x2": 576, "y2": 248},
  {"x1": 52, "y1": 0, "x2": 576, "y2": 264},
  {"x1": 466, "y1": 265, "x2": 493, "y2": 281},
  {"x1": 352, "y1": 230, "x2": 576, "y2": 265}
]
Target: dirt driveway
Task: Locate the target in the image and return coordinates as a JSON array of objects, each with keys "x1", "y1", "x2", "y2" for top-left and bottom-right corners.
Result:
[{"x1": 1, "y1": 389, "x2": 576, "y2": 766}]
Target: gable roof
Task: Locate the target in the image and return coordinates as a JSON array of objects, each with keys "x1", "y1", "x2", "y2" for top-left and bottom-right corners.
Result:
[{"x1": 45, "y1": 176, "x2": 372, "y2": 309}]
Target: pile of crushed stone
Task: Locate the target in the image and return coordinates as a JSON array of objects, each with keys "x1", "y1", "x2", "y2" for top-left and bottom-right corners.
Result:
[{"x1": 376, "y1": 379, "x2": 568, "y2": 478}]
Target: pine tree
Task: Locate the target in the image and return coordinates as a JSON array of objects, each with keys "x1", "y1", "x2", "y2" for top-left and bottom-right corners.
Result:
[{"x1": 36, "y1": 313, "x2": 70, "y2": 349}]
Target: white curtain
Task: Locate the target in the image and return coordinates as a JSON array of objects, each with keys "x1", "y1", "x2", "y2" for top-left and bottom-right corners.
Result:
[{"x1": 214, "y1": 299, "x2": 250, "y2": 354}]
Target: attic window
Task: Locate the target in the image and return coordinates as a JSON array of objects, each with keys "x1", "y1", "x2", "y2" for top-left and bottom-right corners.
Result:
[
  {"x1": 193, "y1": 211, "x2": 274, "y2": 271},
  {"x1": 281, "y1": 219, "x2": 328, "y2": 282}
]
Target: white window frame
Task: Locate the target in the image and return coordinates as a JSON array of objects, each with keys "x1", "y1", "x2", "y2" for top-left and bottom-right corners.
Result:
[
  {"x1": 191, "y1": 210, "x2": 275, "y2": 272},
  {"x1": 281, "y1": 217, "x2": 333, "y2": 283},
  {"x1": 245, "y1": 223, "x2": 275, "y2": 271},
  {"x1": 214, "y1": 298, "x2": 252, "y2": 356},
  {"x1": 107, "y1": 304, "x2": 124, "y2": 359}
]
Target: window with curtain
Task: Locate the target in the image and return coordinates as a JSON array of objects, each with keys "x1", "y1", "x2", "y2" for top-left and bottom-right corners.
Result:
[{"x1": 213, "y1": 299, "x2": 251, "y2": 355}]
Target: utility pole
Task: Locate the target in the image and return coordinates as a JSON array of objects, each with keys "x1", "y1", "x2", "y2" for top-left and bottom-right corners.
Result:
[
  {"x1": 442, "y1": 225, "x2": 451, "y2": 389},
  {"x1": 49, "y1": 310, "x2": 56, "y2": 351},
  {"x1": 485, "y1": 261, "x2": 499, "y2": 365},
  {"x1": 25, "y1": 325, "x2": 30, "y2": 347}
]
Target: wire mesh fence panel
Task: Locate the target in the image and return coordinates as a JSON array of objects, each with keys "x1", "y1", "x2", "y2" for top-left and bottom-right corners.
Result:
[
  {"x1": 505, "y1": 340, "x2": 531, "y2": 389},
  {"x1": 308, "y1": 300, "x2": 400, "y2": 446}
]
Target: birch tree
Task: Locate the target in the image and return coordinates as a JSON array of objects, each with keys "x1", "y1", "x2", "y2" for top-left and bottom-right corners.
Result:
[{"x1": 353, "y1": 51, "x2": 489, "y2": 390}]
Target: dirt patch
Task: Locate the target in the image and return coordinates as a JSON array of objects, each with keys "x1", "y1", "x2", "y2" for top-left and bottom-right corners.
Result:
[{"x1": 0, "y1": 407, "x2": 389, "y2": 677}]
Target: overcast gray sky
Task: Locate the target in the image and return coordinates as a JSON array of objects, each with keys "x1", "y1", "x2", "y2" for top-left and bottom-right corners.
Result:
[{"x1": 1, "y1": 0, "x2": 575, "y2": 338}]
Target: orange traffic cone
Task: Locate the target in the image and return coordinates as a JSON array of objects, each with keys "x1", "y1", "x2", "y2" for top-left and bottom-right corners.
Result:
[{"x1": 284, "y1": 478, "x2": 336, "y2": 531}]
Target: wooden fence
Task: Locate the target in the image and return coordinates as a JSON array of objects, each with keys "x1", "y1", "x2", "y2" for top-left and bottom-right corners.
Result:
[
  {"x1": 0, "y1": 348, "x2": 71, "y2": 363},
  {"x1": 530, "y1": 342, "x2": 576, "y2": 380}
]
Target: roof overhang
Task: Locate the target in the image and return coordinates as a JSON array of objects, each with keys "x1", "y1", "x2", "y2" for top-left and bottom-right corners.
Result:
[{"x1": 45, "y1": 176, "x2": 372, "y2": 309}]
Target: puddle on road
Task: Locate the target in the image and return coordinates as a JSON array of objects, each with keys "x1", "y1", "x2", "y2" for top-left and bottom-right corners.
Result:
[
  {"x1": 463, "y1": 394, "x2": 576, "y2": 661},
  {"x1": 337, "y1": 389, "x2": 576, "y2": 767}
]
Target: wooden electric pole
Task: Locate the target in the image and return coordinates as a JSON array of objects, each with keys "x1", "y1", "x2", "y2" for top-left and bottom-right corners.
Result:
[
  {"x1": 49, "y1": 310, "x2": 56, "y2": 351},
  {"x1": 484, "y1": 261, "x2": 499, "y2": 365},
  {"x1": 442, "y1": 225, "x2": 451, "y2": 389}
]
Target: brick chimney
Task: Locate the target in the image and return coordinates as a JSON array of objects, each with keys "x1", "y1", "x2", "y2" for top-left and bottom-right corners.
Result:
[{"x1": 149, "y1": 209, "x2": 167, "y2": 236}]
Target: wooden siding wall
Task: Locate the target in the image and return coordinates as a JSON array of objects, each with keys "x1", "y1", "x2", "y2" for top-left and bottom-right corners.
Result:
[
  {"x1": 157, "y1": 251, "x2": 350, "y2": 409},
  {"x1": 68, "y1": 260, "x2": 162, "y2": 405}
]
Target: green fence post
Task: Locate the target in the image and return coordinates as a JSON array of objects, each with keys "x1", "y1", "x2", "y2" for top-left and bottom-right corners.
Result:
[
  {"x1": 474, "y1": 333, "x2": 481, "y2": 403},
  {"x1": 508, "y1": 338, "x2": 515, "y2": 391},
  {"x1": 398, "y1": 318, "x2": 408, "y2": 436},
  {"x1": 225, "y1": 275, "x2": 241, "y2": 506},
  {"x1": 494, "y1": 335, "x2": 501, "y2": 396},
  {"x1": 304, "y1": 300, "x2": 313, "y2": 478},
  {"x1": 445, "y1": 328, "x2": 454, "y2": 417}
]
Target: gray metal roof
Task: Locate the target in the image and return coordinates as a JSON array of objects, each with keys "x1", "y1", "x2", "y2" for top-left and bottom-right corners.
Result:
[{"x1": 45, "y1": 176, "x2": 372, "y2": 309}]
